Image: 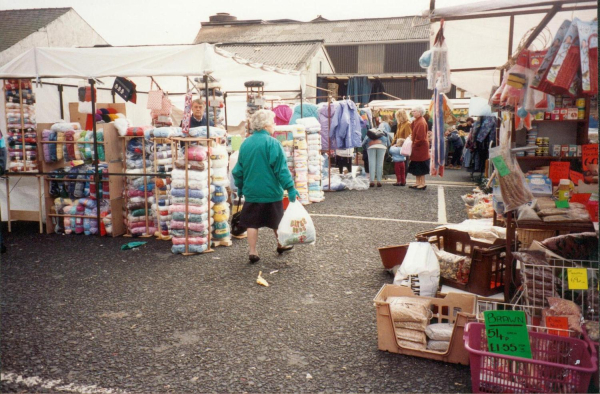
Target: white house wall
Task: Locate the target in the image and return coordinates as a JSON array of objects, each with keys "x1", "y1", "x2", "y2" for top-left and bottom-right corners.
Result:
[{"x1": 307, "y1": 48, "x2": 334, "y2": 100}]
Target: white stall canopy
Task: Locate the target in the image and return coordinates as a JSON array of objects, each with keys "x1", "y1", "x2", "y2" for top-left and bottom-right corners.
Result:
[{"x1": 422, "y1": 0, "x2": 597, "y2": 99}]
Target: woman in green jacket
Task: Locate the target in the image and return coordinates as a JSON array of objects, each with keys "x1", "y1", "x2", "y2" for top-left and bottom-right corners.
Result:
[{"x1": 232, "y1": 110, "x2": 299, "y2": 264}]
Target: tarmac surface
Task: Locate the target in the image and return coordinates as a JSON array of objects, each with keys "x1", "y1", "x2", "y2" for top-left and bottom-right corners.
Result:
[{"x1": 1, "y1": 173, "x2": 477, "y2": 393}]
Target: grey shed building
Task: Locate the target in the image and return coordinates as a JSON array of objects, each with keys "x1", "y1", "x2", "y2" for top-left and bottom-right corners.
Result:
[{"x1": 195, "y1": 13, "x2": 457, "y2": 101}]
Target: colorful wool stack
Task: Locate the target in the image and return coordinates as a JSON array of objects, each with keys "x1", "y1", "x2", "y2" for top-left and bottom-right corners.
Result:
[
  {"x1": 292, "y1": 125, "x2": 310, "y2": 205},
  {"x1": 150, "y1": 138, "x2": 173, "y2": 238},
  {"x1": 123, "y1": 138, "x2": 156, "y2": 236},
  {"x1": 169, "y1": 144, "x2": 211, "y2": 254},
  {"x1": 5, "y1": 79, "x2": 37, "y2": 172},
  {"x1": 297, "y1": 118, "x2": 324, "y2": 203},
  {"x1": 202, "y1": 85, "x2": 225, "y2": 127},
  {"x1": 209, "y1": 144, "x2": 231, "y2": 247}
]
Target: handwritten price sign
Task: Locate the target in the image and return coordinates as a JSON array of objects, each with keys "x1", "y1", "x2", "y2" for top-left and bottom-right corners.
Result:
[
  {"x1": 546, "y1": 316, "x2": 569, "y2": 337},
  {"x1": 484, "y1": 310, "x2": 532, "y2": 359},
  {"x1": 567, "y1": 268, "x2": 589, "y2": 290}
]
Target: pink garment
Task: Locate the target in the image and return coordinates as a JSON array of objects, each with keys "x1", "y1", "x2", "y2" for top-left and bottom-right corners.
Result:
[
  {"x1": 130, "y1": 227, "x2": 156, "y2": 235},
  {"x1": 128, "y1": 221, "x2": 150, "y2": 229},
  {"x1": 172, "y1": 237, "x2": 207, "y2": 245},
  {"x1": 169, "y1": 204, "x2": 207, "y2": 214},
  {"x1": 187, "y1": 146, "x2": 207, "y2": 161},
  {"x1": 273, "y1": 105, "x2": 292, "y2": 125},
  {"x1": 169, "y1": 221, "x2": 209, "y2": 232}
]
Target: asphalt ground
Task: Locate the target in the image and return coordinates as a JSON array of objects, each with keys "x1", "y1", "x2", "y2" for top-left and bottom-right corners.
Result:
[{"x1": 1, "y1": 181, "x2": 476, "y2": 393}]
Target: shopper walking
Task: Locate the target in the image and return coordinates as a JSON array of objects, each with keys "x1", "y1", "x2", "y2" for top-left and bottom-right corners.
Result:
[
  {"x1": 389, "y1": 138, "x2": 407, "y2": 186},
  {"x1": 407, "y1": 106, "x2": 430, "y2": 190},
  {"x1": 232, "y1": 110, "x2": 299, "y2": 264},
  {"x1": 362, "y1": 125, "x2": 390, "y2": 188},
  {"x1": 446, "y1": 126, "x2": 464, "y2": 169}
]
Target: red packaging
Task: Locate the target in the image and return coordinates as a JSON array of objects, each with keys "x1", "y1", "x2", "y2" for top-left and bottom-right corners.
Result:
[
  {"x1": 544, "y1": 112, "x2": 552, "y2": 120},
  {"x1": 532, "y1": 20, "x2": 572, "y2": 93},
  {"x1": 529, "y1": 49, "x2": 548, "y2": 72},
  {"x1": 546, "y1": 21, "x2": 581, "y2": 96}
]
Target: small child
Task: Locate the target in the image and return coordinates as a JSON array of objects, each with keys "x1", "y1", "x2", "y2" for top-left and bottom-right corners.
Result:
[{"x1": 389, "y1": 138, "x2": 406, "y2": 186}]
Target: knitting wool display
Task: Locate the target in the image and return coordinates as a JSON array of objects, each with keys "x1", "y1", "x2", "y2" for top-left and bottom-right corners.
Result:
[
  {"x1": 123, "y1": 137, "x2": 156, "y2": 236},
  {"x1": 170, "y1": 143, "x2": 212, "y2": 254},
  {"x1": 210, "y1": 144, "x2": 231, "y2": 247},
  {"x1": 4, "y1": 79, "x2": 38, "y2": 172},
  {"x1": 296, "y1": 118, "x2": 324, "y2": 203},
  {"x1": 150, "y1": 139, "x2": 173, "y2": 237}
]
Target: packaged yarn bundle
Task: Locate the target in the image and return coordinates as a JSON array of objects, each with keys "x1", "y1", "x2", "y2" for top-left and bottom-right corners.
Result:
[
  {"x1": 123, "y1": 137, "x2": 156, "y2": 236},
  {"x1": 292, "y1": 125, "x2": 310, "y2": 205},
  {"x1": 296, "y1": 118, "x2": 324, "y2": 203},
  {"x1": 201, "y1": 84, "x2": 225, "y2": 127},
  {"x1": 5, "y1": 79, "x2": 37, "y2": 172},
  {"x1": 169, "y1": 144, "x2": 211, "y2": 254},
  {"x1": 210, "y1": 144, "x2": 232, "y2": 247},
  {"x1": 150, "y1": 138, "x2": 173, "y2": 238}
]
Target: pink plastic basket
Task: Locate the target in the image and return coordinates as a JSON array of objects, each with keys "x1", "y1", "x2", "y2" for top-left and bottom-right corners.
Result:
[{"x1": 464, "y1": 322, "x2": 597, "y2": 393}]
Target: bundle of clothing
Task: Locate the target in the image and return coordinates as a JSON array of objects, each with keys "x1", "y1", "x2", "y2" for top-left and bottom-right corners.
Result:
[
  {"x1": 149, "y1": 140, "x2": 173, "y2": 237},
  {"x1": 296, "y1": 118, "x2": 324, "y2": 203},
  {"x1": 170, "y1": 144, "x2": 212, "y2": 254},
  {"x1": 324, "y1": 99, "x2": 363, "y2": 150},
  {"x1": 289, "y1": 103, "x2": 318, "y2": 126},
  {"x1": 150, "y1": 126, "x2": 227, "y2": 139},
  {"x1": 123, "y1": 138, "x2": 157, "y2": 236},
  {"x1": 202, "y1": 86, "x2": 225, "y2": 127},
  {"x1": 47, "y1": 164, "x2": 109, "y2": 201},
  {"x1": 5, "y1": 79, "x2": 38, "y2": 172},
  {"x1": 210, "y1": 144, "x2": 231, "y2": 246},
  {"x1": 52, "y1": 196, "x2": 110, "y2": 236}
]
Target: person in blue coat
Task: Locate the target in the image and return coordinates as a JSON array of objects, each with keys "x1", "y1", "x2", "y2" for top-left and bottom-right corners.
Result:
[{"x1": 389, "y1": 138, "x2": 407, "y2": 186}]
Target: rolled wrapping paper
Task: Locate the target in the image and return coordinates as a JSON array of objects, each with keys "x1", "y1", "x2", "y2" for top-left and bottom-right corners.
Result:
[{"x1": 171, "y1": 244, "x2": 208, "y2": 254}]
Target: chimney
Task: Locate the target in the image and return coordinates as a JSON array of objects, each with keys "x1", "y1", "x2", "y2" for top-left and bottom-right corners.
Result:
[{"x1": 209, "y1": 13, "x2": 237, "y2": 23}]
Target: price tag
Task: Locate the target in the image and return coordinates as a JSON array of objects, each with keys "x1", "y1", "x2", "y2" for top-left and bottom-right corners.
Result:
[
  {"x1": 209, "y1": 98, "x2": 220, "y2": 108},
  {"x1": 483, "y1": 310, "x2": 532, "y2": 359},
  {"x1": 567, "y1": 268, "x2": 588, "y2": 290},
  {"x1": 491, "y1": 155, "x2": 511, "y2": 177},
  {"x1": 545, "y1": 316, "x2": 569, "y2": 337}
]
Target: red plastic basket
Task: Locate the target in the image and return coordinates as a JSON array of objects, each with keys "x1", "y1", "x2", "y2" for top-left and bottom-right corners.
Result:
[{"x1": 464, "y1": 322, "x2": 597, "y2": 393}]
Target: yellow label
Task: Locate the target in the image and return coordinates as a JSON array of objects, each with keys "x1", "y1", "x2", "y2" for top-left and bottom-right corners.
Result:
[{"x1": 567, "y1": 268, "x2": 588, "y2": 290}]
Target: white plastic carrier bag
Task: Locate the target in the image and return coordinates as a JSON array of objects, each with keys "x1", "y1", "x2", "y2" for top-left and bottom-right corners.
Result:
[{"x1": 277, "y1": 200, "x2": 316, "y2": 246}]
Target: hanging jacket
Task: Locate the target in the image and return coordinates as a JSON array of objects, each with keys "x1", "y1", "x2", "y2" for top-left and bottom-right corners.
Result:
[
  {"x1": 318, "y1": 102, "x2": 339, "y2": 150},
  {"x1": 331, "y1": 100, "x2": 362, "y2": 150},
  {"x1": 273, "y1": 105, "x2": 292, "y2": 126},
  {"x1": 288, "y1": 103, "x2": 318, "y2": 125}
]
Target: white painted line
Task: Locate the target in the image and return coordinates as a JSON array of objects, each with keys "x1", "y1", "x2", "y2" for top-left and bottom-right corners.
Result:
[
  {"x1": 311, "y1": 213, "x2": 443, "y2": 225},
  {"x1": 1, "y1": 372, "x2": 128, "y2": 394},
  {"x1": 438, "y1": 186, "x2": 447, "y2": 224}
]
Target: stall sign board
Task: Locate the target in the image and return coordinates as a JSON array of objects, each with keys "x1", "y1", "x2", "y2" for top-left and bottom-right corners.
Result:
[
  {"x1": 483, "y1": 310, "x2": 532, "y2": 359},
  {"x1": 567, "y1": 268, "x2": 588, "y2": 290},
  {"x1": 549, "y1": 161, "x2": 570, "y2": 185},
  {"x1": 570, "y1": 170, "x2": 584, "y2": 186},
  {"x1": 582, "y1": 144, "x2": 598, "y2": 172},
  {"x1": 546, "y1": 316, "x2": 570, "y2": 337}
]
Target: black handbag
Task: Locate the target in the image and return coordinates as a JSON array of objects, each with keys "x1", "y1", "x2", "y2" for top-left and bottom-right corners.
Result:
[
  {"x1": 367, "y1": 128, "x2": 385, "y2": 140},
  {"x1": 230, "y1": 196, "x2": 247, "y2": 236},
  {"x1": 112, "y1": 77, "x2": 137, "y2": 102}
]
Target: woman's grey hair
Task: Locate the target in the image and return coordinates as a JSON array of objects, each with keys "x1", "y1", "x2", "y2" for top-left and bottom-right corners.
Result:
[
  {"x1": 249, "y1": 109, "x2": 275, "y2": 133},
  {"x1": 412, "y1": 106, "x2": 426, "y2": 116}
]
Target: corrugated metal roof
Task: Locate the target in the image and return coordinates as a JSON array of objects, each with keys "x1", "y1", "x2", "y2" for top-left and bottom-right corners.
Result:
[
  {"x1": 195, "y1": 16, "x2": 429, "y2": 45},
  {"x1": 217, "y1": 41, "x2": 324, "y2": 71},
  {"x1": 0, "y1": 8, "x2": 72, "y2": 53}
]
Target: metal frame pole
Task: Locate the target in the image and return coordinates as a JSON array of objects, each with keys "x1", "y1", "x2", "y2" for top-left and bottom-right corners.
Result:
[{"x1": 89, "y1": 79, "x2": 102, "y2": 236}]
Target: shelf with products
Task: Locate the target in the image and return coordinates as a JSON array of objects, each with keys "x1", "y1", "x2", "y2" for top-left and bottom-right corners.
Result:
[
  {"x1": 37, "y1": 113, "x2": 126, "y2": 236},
  {"x1": 517, "y1": 155, "x2": 581, "y2": 161}
]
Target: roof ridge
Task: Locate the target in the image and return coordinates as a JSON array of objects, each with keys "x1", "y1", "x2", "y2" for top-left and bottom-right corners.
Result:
[
  {"x1": 203, "y1": 14, "x2": 425, "y2": 27},
  {"x1": 0, "y1": 7, "x2": 72, "y2": 12}
]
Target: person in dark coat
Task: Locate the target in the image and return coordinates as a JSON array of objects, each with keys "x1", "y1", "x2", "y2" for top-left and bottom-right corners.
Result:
[{"x1": 407, "y1": 106, "x2": 430, "y2": 190}]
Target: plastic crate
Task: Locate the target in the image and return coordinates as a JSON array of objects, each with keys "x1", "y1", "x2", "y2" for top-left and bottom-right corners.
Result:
[
  {"x1": 464, "y1": 322, "x2": 598, "y2": 393},
  {"x1": 373, "y1": 284, "x2": 476, "y2": 365},
  {"x1": 416, "y1": 228, "x2": 506, "y2": 297},
  {"x1": 582, "y1": 325, "x2": 599, "y2": 390}
]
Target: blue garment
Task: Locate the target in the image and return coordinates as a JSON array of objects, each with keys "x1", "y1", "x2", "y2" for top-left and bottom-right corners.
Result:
[
  {"x1": 289, "y1": 103, "x2": 318, "y2": 125},
  {"x1": 389, "y1": 146, "x2": 406, "y2": 162},
  {"x1": 447, "y1": 131, "x2": 464, "y2": 149},
  {"x1": 347, "y1": 77, "x2": 371, "y2": 104},
  {"x1": 331, "y1": 100, "x2": 362, "y2": 149},
  {"x1": 361, "y1": 134, "x2": 390, "y2": 151},
  {"x1": 367, "y1": 147, "x2": 386, "y2": 182}
]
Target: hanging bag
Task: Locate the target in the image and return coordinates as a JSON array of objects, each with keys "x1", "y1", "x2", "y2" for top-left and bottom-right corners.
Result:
[
  {"x1": 401, "y1": 136, "x2": 413, "y2": 156},
  {"x1": 158, "y1": 92, "x2": 173, "y2": 116},
  {"x1": 147, "y1": 80, "x2": 164, "y2": 110},
  {"x1": 230, "y1": 196, "x2": 247, "y2": 237},
  {"x1": 277, "y1": 201, "x2": 316, "y2": 246},
  {"x1": 181, "y1": 90, "x2": 193, "y2": 135}
]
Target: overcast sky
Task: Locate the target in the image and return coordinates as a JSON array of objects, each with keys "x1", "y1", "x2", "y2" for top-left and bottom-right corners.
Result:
[{"x1": 0, "y1": 0, "x2": 483, "y2": 46}]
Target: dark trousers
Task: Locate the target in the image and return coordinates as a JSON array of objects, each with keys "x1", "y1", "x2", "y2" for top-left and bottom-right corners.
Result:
[
  {"x1": 451, "y1": 147, "x2": 463, "y2": 166},
  {"x1": 394, "y1": 162, "x2": 406, "y2": 184},
  {"x1": 336, "y1": 156, "x2": 352, "y2": 174}
]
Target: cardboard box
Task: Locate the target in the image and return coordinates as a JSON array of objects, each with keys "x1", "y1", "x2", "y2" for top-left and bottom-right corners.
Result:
[
  {"x1": 552, "y1": 109, "x2": 561, "y2": 120},
  {"x1": 559, "y1": 108, "x2": 568, "y2": 120},
  {"x1": 561, "y1": 145, "x2": 570, "y2": 157},
  {"x1": 569, "y1": 144, "x2": 578, "y2": 157},
  {"x1": 552, "y1": 145, "x2": 561, "y2": 157},
  {"x1": 567, "y1": 107, "x2": 579, "y2": 119},
  {"x1": 563, "y1": 97, "x2": 574, "y2": 107}
]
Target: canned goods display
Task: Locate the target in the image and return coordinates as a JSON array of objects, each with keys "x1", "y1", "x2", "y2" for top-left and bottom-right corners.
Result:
[
  {"x1": 536, "y1": 137, "x2": 544, "y2": 146},
  {"x1": 576, "y1": 98, "x2": 586, "y2": 108},
  {"x1": 578, "y1": 109, "x2": 585, "y2": 119},
  {"x1": 535, "y1": 148, "x2": 544, "y2": 156}
]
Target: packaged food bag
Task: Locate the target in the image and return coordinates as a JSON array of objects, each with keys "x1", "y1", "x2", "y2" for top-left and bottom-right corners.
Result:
[
  {"x1": 577, "y1": 19, "x2": 598, "y2": 94},
  {"x1": 546, "y1": 18, "x2": 581, "y2": 96},
  {"x1": 393, "y1": 242, "x2": 440, "y2": 298},
  {"x1": 277, "y1": 200, "x2": 316, "y2": 246},
  {"x1": 532, "y1": 20, "x2": 572, "y2": 93}
]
